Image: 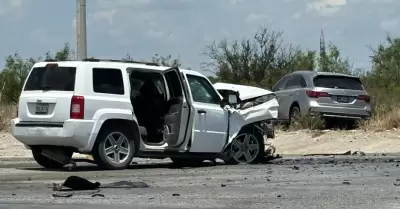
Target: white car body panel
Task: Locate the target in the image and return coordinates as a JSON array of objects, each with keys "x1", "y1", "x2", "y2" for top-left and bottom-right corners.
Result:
[{"x1": 214, "y1": 82, "x2": 279, "y2": 144}]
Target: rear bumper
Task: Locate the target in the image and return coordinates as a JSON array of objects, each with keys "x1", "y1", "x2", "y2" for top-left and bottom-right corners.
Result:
[
  {"x1": 309, "y1": 106, "x2": 371, "y2": 120},
  {"x1": 10, "y1": 118, "x2": 97, "y2": 153}
]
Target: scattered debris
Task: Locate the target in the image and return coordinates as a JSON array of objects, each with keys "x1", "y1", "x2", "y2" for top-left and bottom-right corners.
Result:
[
  {"x1": 52, "y1": 193, "x2": 73, "y2": 198},
  {"x1": 352, "y1": 151, "x2": 366, "y2": 156},
  {"x1": 100, "y1": 180, "x2": 149, "y2": 189},
  {"x1": 91, "y1": 193, "x2": 105, "y2": 198},
  {"x1": 342, "y1": 180, "x2": 351, "y2": 185},
  {"x1": 62, "y1": 176, "x2": 100, "y2": 190}
]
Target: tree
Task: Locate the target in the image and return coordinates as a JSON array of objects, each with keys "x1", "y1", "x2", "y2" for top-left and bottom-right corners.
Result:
[
  {"x1": 204, "y1": 27, "x2": 316, "y2": 88},
  {"x1": 317, "y1": 43, "x2": 352, "y2": 74},
  {"x1": 369, "y1": 35, "x2": 400, "y2": 90}
]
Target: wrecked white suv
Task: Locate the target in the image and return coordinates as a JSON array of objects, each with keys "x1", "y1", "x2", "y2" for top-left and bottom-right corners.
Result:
[{"x1": 11, "y1": 59, "x2": 279, "y2": 170}]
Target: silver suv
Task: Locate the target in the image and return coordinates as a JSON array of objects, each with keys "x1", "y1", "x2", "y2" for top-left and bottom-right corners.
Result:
[{"x1": 272, "y1": 71, "x2": 371, "y2": 124}]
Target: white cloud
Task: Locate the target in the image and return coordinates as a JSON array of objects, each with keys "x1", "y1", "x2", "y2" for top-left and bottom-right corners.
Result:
[
  {"x1": 306, "y1": 0, "x2": 347, "y2": 16},
  {"x1": 0, "y1": 0, "x2": 23, "y2": 16},
  {"x1": 380, "y1": 18, "x2": 400, "y2": 31}
]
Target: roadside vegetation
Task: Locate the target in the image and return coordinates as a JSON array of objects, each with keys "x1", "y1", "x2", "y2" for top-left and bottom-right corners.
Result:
[{"x1": 1, "y1": 27, "x2": 399, "y2": 132}]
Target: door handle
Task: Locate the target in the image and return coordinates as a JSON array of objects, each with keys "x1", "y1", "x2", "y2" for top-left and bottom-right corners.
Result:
[{"x1": 197, "y1": 110, "x2": 206, "y2": 114}]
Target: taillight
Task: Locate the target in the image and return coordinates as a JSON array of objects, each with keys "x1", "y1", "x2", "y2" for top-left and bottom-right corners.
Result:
[
  {"x1": 70, "y1": 95, "x2": 85, "y2": 119},
  {"x1": 357, "y1": 95, "x2": 370, "y2": 103},
  {"x1": 306, "y1": 90, "x2": 329, "y2": 98}
]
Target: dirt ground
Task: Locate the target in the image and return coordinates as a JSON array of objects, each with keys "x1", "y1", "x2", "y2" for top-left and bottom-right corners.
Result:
[{"x1": 2, "y1": 129, "x2": 400, "y2": 158}]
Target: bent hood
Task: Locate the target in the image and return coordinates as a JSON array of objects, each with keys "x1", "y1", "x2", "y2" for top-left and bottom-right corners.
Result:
[
  {"x1": 214, "y1": 83, "x2": 279, "y2": 144},
  {"x1": 227, "y1": 98, "x2": 278, "y2": 140},
  {"x1": 214, "y1": 82, "x2": 273, "y2": 101}
]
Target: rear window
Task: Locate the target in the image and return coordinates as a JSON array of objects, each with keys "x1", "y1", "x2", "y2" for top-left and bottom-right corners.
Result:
[
  {"x1": 313, "y1": 75, "x2": 364, "y2": 90},
  {"x1": 24, "y1": 66, "x2": 76, "y2": 91}
]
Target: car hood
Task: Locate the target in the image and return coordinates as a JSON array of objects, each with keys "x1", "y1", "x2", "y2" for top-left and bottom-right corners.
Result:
[{"x1": 214, "y1": 82, "x2": 274, "y2": 101}]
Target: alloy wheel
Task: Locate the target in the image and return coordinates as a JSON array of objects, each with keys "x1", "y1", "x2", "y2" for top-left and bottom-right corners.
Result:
[
  {"x1": 103, "y1": 132, "x2": 132, "y2": 164},
  {"x1": 230, "y1": 133, "x2": 260, "y2": 163}
]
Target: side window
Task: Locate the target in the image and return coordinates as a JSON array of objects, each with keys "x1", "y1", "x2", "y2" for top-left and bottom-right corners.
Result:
[
  {"x1": 273, "y1": 76, "x2": 289, "y2": 91},
  {"x1": 164, "y1": 71, "x2": 183, "y2": 98},
  {"x1": 92, "y1": 68, "x2": 124, "y2": 95},
  {"x1": 186, "y1": 75, "x2": 220, "y2": 104},
  {"x1": 285, "y1": 75, "x2": 305, "y2": 89}
]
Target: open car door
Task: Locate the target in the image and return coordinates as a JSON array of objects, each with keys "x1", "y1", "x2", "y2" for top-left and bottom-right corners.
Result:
[{"x1": 163, "y1": 67, "x2": 195, "y2": 150}]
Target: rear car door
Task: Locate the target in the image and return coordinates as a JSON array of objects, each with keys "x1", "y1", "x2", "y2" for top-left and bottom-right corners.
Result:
[
  {"x1": 184, "y1": 74, "x2": 229, "y2": 153},
  {"x1": 163, "y1": 67, "x2": 194, "y2": 149},
  {"x1": 18, "y1": 63, "x2": 77, "y2": 124}
]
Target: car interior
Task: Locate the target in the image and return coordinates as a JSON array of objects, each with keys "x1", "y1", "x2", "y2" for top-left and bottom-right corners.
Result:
[{"x1": 129, "y1": 70, "x2": 185, "y2": 145}]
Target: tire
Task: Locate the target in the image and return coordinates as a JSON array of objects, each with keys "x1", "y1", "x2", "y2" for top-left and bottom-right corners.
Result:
[
  {"x1": 92, "y1": 125, "x2": 137, "y2": 170},
  {"x1": 223, "y1": 126, "x2": 265, "y2": 165},
  {"x1": 32, "y1": 148, "x2": 72, "y2": 169},
  {"x1": 289, "y1": 106, "x2": 301, "y2": 126}
]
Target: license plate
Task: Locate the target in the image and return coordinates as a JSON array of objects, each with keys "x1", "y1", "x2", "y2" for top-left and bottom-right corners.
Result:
[
  {"x1": 337, "y1": 96, "x2": 349, "y2": 103},
  {"x1": 35, "y1": 103, "x2": 49, "y2": 114}
]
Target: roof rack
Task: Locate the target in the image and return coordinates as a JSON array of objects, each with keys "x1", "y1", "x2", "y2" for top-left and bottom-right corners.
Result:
[
  {"x1": 82, "y1": 58, "x2": 159, "y2": 66},
  {"x1": 44, "y1": 59, "x2": 58, "y2": 62}
]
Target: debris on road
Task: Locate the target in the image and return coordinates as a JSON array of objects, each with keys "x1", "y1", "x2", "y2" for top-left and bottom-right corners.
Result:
[
  {"x1": 51, "y1": 176, "x2": 150, "y2": 198},
  {"x1": 172, "y1": 193, "x2": 180, "y2": 196},
  {"x1": 52, "y1": 193, "x2": 73, "y2": 198},
  {"x1": 342, "y1": 180, "x2": 351, "y2": 185},
  {"x1": 62, "y1": 176, "x2": 101, "y2": 190},
  {"x1": 91, "y1": 193, "x2": 105, "y2": 198}
]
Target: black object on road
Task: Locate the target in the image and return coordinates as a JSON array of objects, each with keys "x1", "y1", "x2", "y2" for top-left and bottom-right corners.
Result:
[{"x1": 62, "y1": 176, "x2": 101, "y2": 190}]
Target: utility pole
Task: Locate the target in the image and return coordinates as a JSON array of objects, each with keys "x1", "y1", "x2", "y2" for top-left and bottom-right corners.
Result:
[
  {"x1": 319, "y1": 29, "x2": 327, "y2": 71},
  {"x1": 76, "y1": 0, "x2": 87, "y2": 60}
]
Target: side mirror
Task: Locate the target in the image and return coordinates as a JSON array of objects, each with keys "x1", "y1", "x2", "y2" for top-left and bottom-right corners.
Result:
[
  {"x1": 228, "y1": 94, "x2": 238, "y2": 105},
  {"x1": 221, "y1": 91, "x2": 240, "y2": 107}
]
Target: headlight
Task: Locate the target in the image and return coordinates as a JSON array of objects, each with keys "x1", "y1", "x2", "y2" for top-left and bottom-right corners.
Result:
[{"x1": 254, "y1": 94, "x2": 276, "y2": 103}]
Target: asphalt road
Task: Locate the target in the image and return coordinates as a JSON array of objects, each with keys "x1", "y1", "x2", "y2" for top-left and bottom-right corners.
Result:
[{"x1": 0, "y1": 155, "x2": 400, "y2": 209}]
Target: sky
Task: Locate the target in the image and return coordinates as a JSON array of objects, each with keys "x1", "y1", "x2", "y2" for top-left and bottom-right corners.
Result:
[{"x1": 1, "y1": 0, "x2": 400, "y2": 75}]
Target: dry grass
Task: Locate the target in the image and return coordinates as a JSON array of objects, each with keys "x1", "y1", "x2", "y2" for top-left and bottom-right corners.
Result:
[
  {"x1": 0, "y1": 104, "x2": 16, "y2": 131},
  {"x1": 359, "y1": 104, "x2": 400, "y2": 131}
]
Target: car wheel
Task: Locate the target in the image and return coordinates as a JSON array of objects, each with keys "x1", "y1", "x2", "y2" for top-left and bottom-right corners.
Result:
[
  {"x1": 289, "y1": 106, "x2": 301, "y2": 126},
  {"x1": 170, "y1": 158, "x2": 204, "y2": 167},
  {"x1": 224, "y1": 126, "x2": 265, "y2": 164},
  {"x1": 32, "y1": 148, "x2": 72, "y2": 169},
  {"x1": 92, "y1": 125, "x2": 137, "y2": 170}
]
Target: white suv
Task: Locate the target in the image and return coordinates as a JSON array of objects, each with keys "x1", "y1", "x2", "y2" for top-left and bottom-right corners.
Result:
[{"x1": 11, "y1": 59, "x2": 278, "y2": 170}]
